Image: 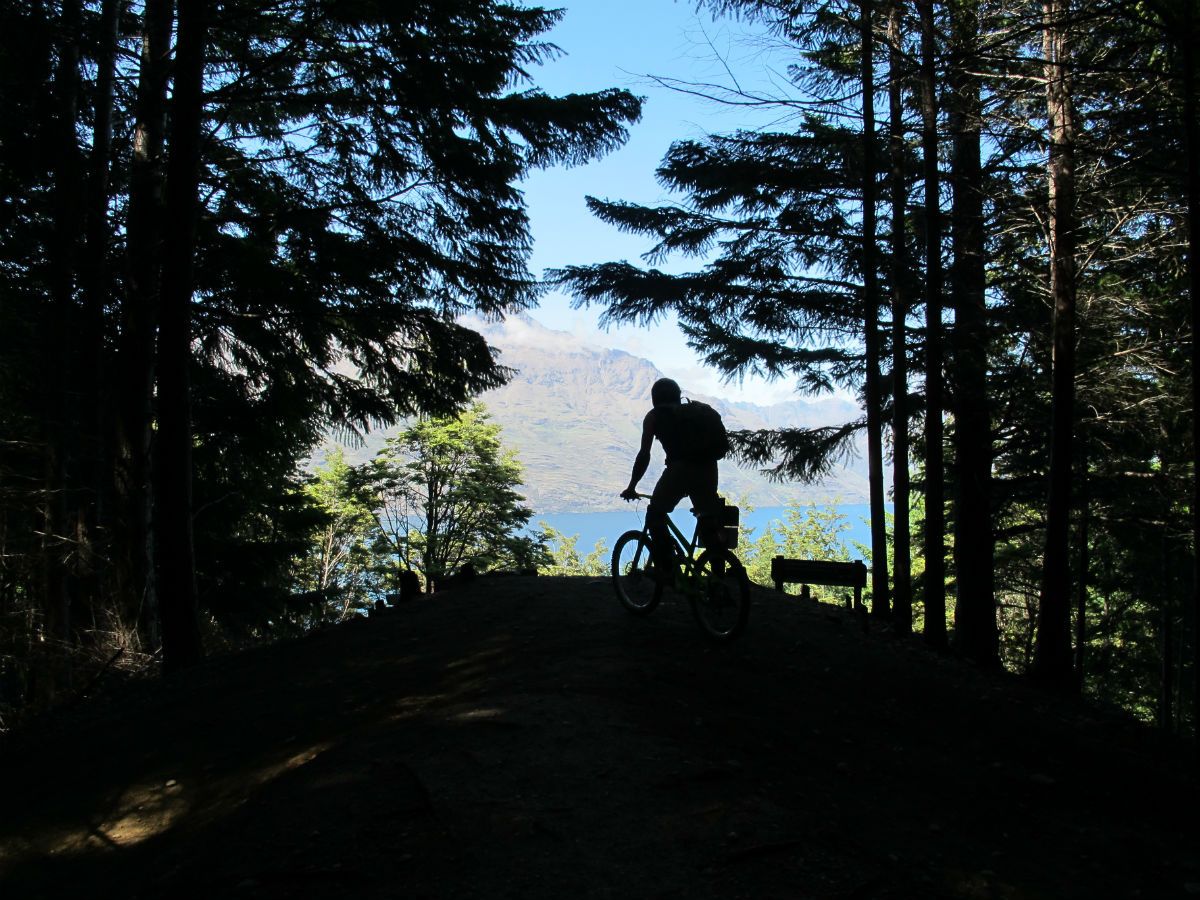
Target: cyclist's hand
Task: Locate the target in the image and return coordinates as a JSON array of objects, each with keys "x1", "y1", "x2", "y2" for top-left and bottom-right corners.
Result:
[{"x1": 620, "y1": 487, "x2": 639, "y2": 501}]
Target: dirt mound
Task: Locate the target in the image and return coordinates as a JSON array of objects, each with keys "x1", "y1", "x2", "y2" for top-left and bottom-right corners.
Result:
[{"x1": 2, "y1": 576, "x2": 1197, "y2": 899}]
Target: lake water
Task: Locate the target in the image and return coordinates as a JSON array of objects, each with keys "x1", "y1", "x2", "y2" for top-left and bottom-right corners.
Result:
[{"x1": 534, "y1": 502, "x2": 881, "y2": 559}]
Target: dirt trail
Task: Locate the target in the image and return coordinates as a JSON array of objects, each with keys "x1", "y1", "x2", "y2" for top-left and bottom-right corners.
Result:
[{"x1": 2, "y1": 575, "x2": 1197, "y2": 899}]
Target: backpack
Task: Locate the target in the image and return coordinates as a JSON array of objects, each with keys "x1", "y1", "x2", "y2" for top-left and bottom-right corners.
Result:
[{"x1": 661, "y1": 399, "x2": 730, "y2": 462}]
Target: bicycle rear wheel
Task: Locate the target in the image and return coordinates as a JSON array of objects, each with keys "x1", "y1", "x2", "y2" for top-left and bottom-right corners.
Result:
[
  {"x1": 690, "y1": 548, "x2": 750, "y2": 642},
  {"x1": 611, "y1": 530, "x2": 662, "y2": 615}
]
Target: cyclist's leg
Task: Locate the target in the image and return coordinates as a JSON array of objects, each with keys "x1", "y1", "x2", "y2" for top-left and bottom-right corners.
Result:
[
  {"x1": 687, "y1": 460, "x2": 724, "y2": 551},
  {"x1": 648, "y1": 466, "x2": 688, "y2": 585}
]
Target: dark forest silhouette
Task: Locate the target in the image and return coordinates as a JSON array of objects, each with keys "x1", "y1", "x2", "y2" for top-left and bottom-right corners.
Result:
[{"x1": 1, "y1": 0, "x2": 1200, "y2": 753}]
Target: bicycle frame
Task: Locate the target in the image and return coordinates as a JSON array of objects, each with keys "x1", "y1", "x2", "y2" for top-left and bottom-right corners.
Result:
[
  {"x1": 629, "y1": 493, "x2": 715, "y2": 575},
  {"x1": 614, "y1": 492, "x2": 750, "y2": 641}
]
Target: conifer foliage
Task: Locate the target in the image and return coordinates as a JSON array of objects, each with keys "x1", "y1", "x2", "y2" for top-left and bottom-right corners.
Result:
[
  {"x1": 550, "y1": 0, "x2": 898, "y2": 619},
  {"x1": 553, "y1": 0, "x2": 1200, "y2": 728},
  {"x1": 0, "y1": 0, "x2": 639, "y2": 707}
]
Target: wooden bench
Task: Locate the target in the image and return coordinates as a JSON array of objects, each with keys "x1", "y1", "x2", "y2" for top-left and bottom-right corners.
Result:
[{"x1": 770, "y1": 556, "x2": 868, "y2": 610}]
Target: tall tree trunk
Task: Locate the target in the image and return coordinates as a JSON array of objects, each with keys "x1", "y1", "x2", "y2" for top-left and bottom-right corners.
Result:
[
  {"x1": 81, "y1": 0, "x2": 125, "y2": 633},
  {"x1": 947, "y1": 0, "x2": 998, "y2": 666},
  {"x1": 888, "y1": 0, "x2": 913, "y2": 634},
  {"x1": 45, "y1": 0, "x2": 85, "y2": 654},
  {"x1": 862, "y1": 0, "x2": 892, "y2": 619},
  {"x1": 918, "y1": 0, "x2": 948, "y2": 649},
  {"x1": 115, "y1": 0, "x2": 174, "y2": 643},
  {"x1": 156, "y1": 0, "x2": 207, "y2": 673},
  {"x1": 1033, "y1": 0, "x2": 1079, "y2": 690}
]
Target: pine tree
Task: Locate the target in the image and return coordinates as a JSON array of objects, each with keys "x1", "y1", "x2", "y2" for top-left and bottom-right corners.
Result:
[
  {"x1": 551, "y1": 4, "x2": 887, "y2": 502},
  {"x1": 0, "y1": 0, "x2": 641, "y2": 693},
  {"x1": 981, "y1": 0, "x2": 1194, "y2": 703},
  {"x1": 155, "y1": 0, "x2": 207, "y2": 673},
  {"x1": 1032, "y1": 0, "x2": 1081, "y2": 690},
  {"x1": 946, "y1": 0, "x2": 999, "y2": 667},
  {"x1": 916, "y1": 0, "x2": 948, "y2": 650},
  {"x1": 861, "y1": 0, "x2": 893, "y2": 618}
]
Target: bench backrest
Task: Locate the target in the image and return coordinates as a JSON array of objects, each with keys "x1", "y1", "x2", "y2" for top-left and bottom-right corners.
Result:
[{"x1": 770, "y1": 556, "x2": 867, "y2": 588}]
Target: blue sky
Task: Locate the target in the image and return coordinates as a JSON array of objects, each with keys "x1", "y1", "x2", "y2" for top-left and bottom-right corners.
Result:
[{"x1": 519, "y1": 1, "x2": 804, "y2": 405}]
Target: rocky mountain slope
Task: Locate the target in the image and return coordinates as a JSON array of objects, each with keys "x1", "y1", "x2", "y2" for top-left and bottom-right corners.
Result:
[{"x1": 339, "y1": 316, "x2": 868, "y2": 513}]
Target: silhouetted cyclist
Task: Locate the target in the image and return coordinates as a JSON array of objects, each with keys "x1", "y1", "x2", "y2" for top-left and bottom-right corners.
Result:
[{"x1": 621, "y1": 377, "x2": 729, "y2": 588}]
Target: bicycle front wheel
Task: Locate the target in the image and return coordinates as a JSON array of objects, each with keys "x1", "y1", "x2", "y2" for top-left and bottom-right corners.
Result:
[
  {"x1": 690, "y1": 548, "x2": 750, "y2": 642},
  {"x1": 611, "y1": 530, "x2": 662, "y2": 615}
]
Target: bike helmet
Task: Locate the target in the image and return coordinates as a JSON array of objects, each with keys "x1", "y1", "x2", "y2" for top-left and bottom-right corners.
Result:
[{"x1": 651, "y1": 377, "x2": 682, "y2": 407}]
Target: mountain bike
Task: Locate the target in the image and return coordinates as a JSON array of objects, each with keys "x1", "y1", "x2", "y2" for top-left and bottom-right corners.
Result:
[{"x1": 611, "y1": 493, "x2": 750, "y2": 642}]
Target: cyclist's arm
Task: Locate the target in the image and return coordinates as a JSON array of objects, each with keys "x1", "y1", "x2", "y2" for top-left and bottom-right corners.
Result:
[{"x1": 621, "y1": 411, "x2": 655, "y2": 499}]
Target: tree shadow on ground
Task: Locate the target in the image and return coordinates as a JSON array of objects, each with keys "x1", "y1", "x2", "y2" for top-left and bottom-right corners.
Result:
[{"x1": 2, "y1": 576, "x2": 1198, "y2": 900}]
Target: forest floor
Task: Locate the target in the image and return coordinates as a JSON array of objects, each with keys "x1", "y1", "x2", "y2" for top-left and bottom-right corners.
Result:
[{"x1": 1, "y1": 575, "x2": 1198, "y2": 900}]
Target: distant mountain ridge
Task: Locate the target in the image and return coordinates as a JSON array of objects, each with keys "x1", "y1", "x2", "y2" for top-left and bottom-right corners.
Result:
[{"x1": 337, "y1": 316, "x2": 868, "y2": 514}]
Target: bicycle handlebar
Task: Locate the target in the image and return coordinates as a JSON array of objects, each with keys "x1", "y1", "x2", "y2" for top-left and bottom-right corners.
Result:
[{"x1": 623, "y1": 491, "x2": 653, "y2": 501}]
